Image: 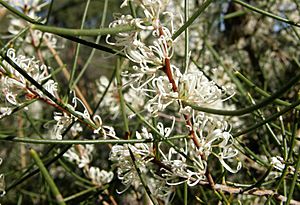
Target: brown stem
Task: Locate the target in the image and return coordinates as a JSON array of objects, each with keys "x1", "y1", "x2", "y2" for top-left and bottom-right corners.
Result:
[
  {"x1": 44, "y1": 39, "x2": 93, "y2": 116},
  {"x1": 162, "y1": 53, "x2": 202, "y2": 150},
  {"x1": 29, "y1": 28, "x2": 45, "y2": 65},
  {"x1": 162, "y1": 58, "x2": 178, "y2": 92},
  {"x1": 26, "y1": 87, "x2": 95, "y2": 130},
  {"x1": 198, "y1": 182, "x2": 300, "y2": 205},
  {"x1": 158, "y1": 24, "x2": 215, "y2": 188},
  {"x1": 200, "y1": 153, "x2": 215, "y2": 188}
]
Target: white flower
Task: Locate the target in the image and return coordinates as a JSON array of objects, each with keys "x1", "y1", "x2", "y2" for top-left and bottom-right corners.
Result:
[
  {"x1": 270, "y1": 156, "x2": 285, "y2": 171},
  {"x1": 1, "y1": 48, "x2": 58, "y2": 106},
  {"x1": 269, "y1": 156, "x2": 295, "y2": 177},
  {"x1": 102, "y1": 126, "x2": 117, "y2": 139},
  {"x1": 85, "y1": 167, "x2": 114, "y2": 186},
  {"x1": 7, "y1": 0, "x2": 48, "y2": 14},
  {"x1": 156, "y1": 117, "x2": 175, "y2": 138},
  {"x1": 126, "y1": 36, "x2": 173, "y2": 69},
  {"x1": 160, "y1": 147, "x2": 206, "y2": 186},
  {"x1": 109, "y1": 143, "x2": 153, "y2": 192},
  {"x1": 96, "y1": 76, "x2": 120, "y2": 118},
  {"x1": 178, "y1": 71, "x2": 222, "y2": 105},
  {"x1": 64, "y1": 144, "x2": 94, "y2": 169},
  {"x1": 43, "y1": 79, "x2": 58, "y2": 97},
  {"x1": 96, "y1": 75, "x2": 145, "y2": 119},
  {"x1": 125, "y1": 40, "x2": 162, "y2": 70},
  {"x1": 0, "y1": 107, "x2": 13, "y2": 119},
  {"x1": 31, "y1": 30, "x2": 58, "y2": 48},
  {"x1": 70, "y1": 123, "x2": 83, "y2": 137},
  {"x1": 147, "y1": 177, "x2": 173, "y2": 204},
  {"x1": 106, "y1": 14, "x2": 139, "y2": 47},
  {"x1": 146, "y1": 75, "x2": 178, "y2": 114},
  {"x1": 7, "y1": 0, "x2": 50, "y2": 36},
  {"x1": 50, "y1": 112, "x2": 73, "y2": 140},
  {"x1": 121, "y1": 0, "x2": 169, "y2": 22},
  {"x1": 124, "y1": 86, "x2": 145, "y2": 109},
  {"x1": 136, "y1": 127, "x2": 153, "y2": 140},
  {"x1": 191, "y1": 113, "x2": 241, "y2": 173}
]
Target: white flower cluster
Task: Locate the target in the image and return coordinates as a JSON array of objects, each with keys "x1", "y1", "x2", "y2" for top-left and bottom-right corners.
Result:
[
  {"x1": 64, "y1": 144, "x2": 114, "y2": 187},
  {"x1": 106, "y1": 0, "x2": 175, "y2": 89},
  {"x1": 107, "y1": 0, "x2": 241, "y2": 198},
  {"x1": 109, "y1": 126, "x2": 155, "y2": 190},
  {"x1": 96, "y1": 75, "x2": 145, "y2": 119},
  {"x1": 5, "y1": 0, "x2": 49, "y2": 16},
  {"x1": 268, "y1": 156, "x2": 295, "y2": 178},
  {"x1": 191, "y1": 112, "x2": 241, "y2": 173},
  {"x1": 110, "y1": 144, "x2": 151, "y2": 192},
  {"x1": 160, "y1": 147, "x2": 207, "y2": 186},
  {"x1": 1, "y1": 49, "x2": 108, "y2": 138},
  {"x1": 6, "y1": 0, "x2": 59, "y2": 57},
  {"x1": 0, "y1": 48, "x2": 57, "y2": 115},
  {"x1": 49, "y1": 94, "x2": 112, "y2": 140},
  {"x1": 64, "y1": 144, "x2": 94, "y2": 169}
]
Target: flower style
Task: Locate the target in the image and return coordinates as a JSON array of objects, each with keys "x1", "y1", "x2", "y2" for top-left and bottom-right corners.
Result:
[{"x1": 156, "y1": 116, "x2": 175, "y2": 138}]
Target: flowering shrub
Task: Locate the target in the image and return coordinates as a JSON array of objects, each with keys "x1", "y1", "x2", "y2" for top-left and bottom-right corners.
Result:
[{"x1": 0, "y1": 0, "x2": 300, "y2": 204}]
